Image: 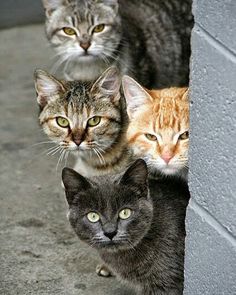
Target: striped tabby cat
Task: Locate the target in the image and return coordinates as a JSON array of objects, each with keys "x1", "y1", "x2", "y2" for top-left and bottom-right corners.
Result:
[
  {"x1": 42, "y1": 0, "x2": 193, "y2": 88},
  {"x1": 123, "y1": 76, "x2": 189, "y2": 180},
  {"x1": 34, "y1": 67, "x2": 131, "y2": 177}
]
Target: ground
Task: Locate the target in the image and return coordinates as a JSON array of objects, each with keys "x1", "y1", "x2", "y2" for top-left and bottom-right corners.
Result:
[{"x1": 0, "y1": 24, "x2": 133, "y2": 295}]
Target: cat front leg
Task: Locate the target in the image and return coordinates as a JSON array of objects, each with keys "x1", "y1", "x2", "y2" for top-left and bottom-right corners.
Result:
[{"x1": 96, "y1": 264, "x2": 113, "y2": 277}]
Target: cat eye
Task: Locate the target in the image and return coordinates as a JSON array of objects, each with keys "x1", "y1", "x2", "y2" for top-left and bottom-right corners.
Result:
[
  {"x1": 178, "y1": 131, "x2": 189, "y2": 140},
  {"x1": 87, "y1": 212, "x2": 100, "y2": 223},
  {"x1": 93, "y1": 24, "x2": 105, "y2": 33},
  {"x1": 145, "y1": 133, "x2": 157, "y2": 141},
  {"x1": 63, "y1": 27, "x2": 76, "y2": 36},
  {"x1": 87, "y1": 116, "x2": 101, "y2": 127},
  {"x1": 119, "y1": 208, "x2": 132, "y2": 220},
  {"x1": 56, "y1": 117, "x2": 69, "y2": 128}
]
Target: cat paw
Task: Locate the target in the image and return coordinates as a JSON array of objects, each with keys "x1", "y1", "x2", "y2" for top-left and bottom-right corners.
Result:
[{"x1": 96, "y1": 264, "x2": 113, "y2": 277}]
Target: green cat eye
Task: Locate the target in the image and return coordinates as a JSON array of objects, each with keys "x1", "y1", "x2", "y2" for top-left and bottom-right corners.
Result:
[
  {"x1": 87, "y1": 212, "x2": 100, "y2": 223},
  {"x1": 119, "y1": 208, "x2": 132, "y2": 220},
  {"x1": 145, "y1": 133, "x2": 157, "y2": 141},
  {"x1": 56, "y1": 117, "x2": 69, "y2": 128},
  {"x1": 178, "y1": 131, "x2": 189, "y2": 140},
  {"x1": 63, "y1": 27, "x2": 76, "y2": 36},
  {"x1": 93, "y1": 24, "x2": 105, "y2": 33},
  {"x1": 87, "y1": 116, "x2": 101, "y2": 127}
]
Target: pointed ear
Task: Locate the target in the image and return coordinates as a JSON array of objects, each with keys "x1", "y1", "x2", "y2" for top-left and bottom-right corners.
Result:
[
  {"x1": 122, "y1": 75, "x2": 152, "y2": 117},
  {"x1": 34, "y1": 69, "x2": 65, "y2": 109},
  {"x1": 182, "y1": 87, "x2": 189, "y2": 101},
  {"x1": 102, "y1": 0, "x2": 119, "y2": 12},
  {"x1": 42, "y1": 0, "x2": 65, "y2": 17},
  {"x1": 120, "y1": 159, "x2": 148, "y2": 187},
  {"x1": 62, "y1": 168, "x2": 91, "y2": 206},
  {"x1": 91, "y1": 67, "x2": 121, "y2": 103}
]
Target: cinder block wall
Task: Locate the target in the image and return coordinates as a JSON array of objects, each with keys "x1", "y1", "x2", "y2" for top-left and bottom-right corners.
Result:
[{"x1": 184, "y1": 0, "x2": 236, "y2": 294}]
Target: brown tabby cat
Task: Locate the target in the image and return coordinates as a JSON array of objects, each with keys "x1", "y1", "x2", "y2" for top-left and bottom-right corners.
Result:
[
  {"x1": 34, "y1": 67, "x2": 131, "y2": 177},
  {"x1": 122, "y1": 76, "x2": 189, "y2": 180}
]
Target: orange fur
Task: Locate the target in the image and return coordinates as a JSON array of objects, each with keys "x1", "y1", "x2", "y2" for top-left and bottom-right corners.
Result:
[{"x1": 126, "y1": 86, "x2": 189, "y2": 179}]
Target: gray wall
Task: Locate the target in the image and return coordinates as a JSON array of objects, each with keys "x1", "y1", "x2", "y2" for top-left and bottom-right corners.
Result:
[
  {"x1": 184, "y1": 0, "x2": 236, "y2": 294},
  {"x1": 0, "y1": 0, "x2": 44, "y2": 29}
]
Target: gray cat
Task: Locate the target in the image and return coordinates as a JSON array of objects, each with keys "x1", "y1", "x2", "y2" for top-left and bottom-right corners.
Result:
[
  {"x1": 42, "y1": 0, "x2": 193, "y2": 88},
  {"x1": 62, "y1": 159, "x2": 190, "y2": 294}
]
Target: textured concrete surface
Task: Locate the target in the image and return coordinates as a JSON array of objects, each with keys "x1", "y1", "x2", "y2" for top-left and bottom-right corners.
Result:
[
  {"x1": 184, "y1": 0, "x2": 236, "y2": 293},
  {"x1": 0, "y1": 24, "x2": 132, "y2": 295},
  {"x1": 0, "y1": 0, "x2": 44, "y2": 29},
  {"x1": 192, "y1": 0, "x2": 236, "y2": 54}
]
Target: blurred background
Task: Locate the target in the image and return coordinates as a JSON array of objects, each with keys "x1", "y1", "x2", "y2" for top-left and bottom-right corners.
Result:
[{"x1": 0, "y1": 0, "x2": 44, "y2": 29}]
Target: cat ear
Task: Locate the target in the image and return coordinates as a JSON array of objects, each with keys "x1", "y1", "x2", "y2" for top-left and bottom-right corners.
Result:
[
  {"x1": 62, "y1": 168, "x2": 91, "y2": 206},
  {"x1": 42, "y1": 0, "x2": 66, "y2": 17},
  {"x1": 34, "y1": 69, "x2": 66, "y2": 108},
  {"x1": 92, "y1": 0, "x2": 118, "y2": 12},
  {"x1": 182, "y1": 87, "x2": 189, "y2": 101},
  {"x1": 122, "y1": 75, "x2": 153, "y2": 117},
  {"x1": 91, "y1": 67, "x2": 121, "y2": 103},
  {"x1": 101, "y1": 0, "x2": 119, "y2": 12},
  {"x1": 120, "y1": 159, "x2": 148, "y2": 187}
]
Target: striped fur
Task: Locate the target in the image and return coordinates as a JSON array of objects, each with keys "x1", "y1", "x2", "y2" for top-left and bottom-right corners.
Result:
[
  {"x1": 42, "y1": 0, "x2": 193, "y2": 88},
  {"x1": 123, "y1": 76, "x2": 189, "y2": 180},
  {"x1": 34, "y1": 67, "x2": 131, "y2": 177}
]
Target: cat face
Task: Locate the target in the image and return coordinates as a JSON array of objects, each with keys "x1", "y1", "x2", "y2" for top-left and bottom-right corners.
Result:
[
  {"x1": 34, "y1": 67, "x2": 123, "y2": 159},
  {"x1": 62, "y1": 159, "x2": 153, "y2": 251},
  {"x1": 123, "y1": 76, "x2": 189, "y2": 178},
  {"x1": 42, "y1": 0, "x2": 121, "y2": 70}
]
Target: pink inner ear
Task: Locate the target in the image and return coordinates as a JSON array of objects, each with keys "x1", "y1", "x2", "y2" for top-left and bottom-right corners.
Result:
[{"x1": 37, "y1": 94, "x2": 48, "y2": 108}]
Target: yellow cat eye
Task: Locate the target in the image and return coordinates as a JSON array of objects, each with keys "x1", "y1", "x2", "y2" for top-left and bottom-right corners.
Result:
[
  {"x1": 87, "y1": 116, "x2": 101, "y2": 127},
  {"x1": 63, "y1": 27, "x2": 76, "y2": 36},
  {"x1": 145, "y1": 133, "x2": 157, "y2": 141},
  {"x1": 119, "y1": 208, "x2": 132, "y2": 220},
  {"x1": 87, "y1": 212, "x2": 100, "y2": 223},
  {"x1": 93, "y1": 24, "x2": 105, "y2": 33},
  {"x1": 56, "y1": 117, "x2": 69, "y2": 128},
  {"x1": 178, "y1": 131, "x2": 189, "y2": 140}
]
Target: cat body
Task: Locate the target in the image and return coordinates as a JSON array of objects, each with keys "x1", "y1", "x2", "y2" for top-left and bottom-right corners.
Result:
[
  {"x1": 42, "y1": 0, "x2": 193, "y2": 88},
  {"x1": 123, "y1": 76, "x2": 189, "y2": 180},
  {"x1": 34, "y1": 67, "x2": 131, "y2": 177},
  {"x1": 62, "y1": 160, "x2": 190, "y2": 294}
]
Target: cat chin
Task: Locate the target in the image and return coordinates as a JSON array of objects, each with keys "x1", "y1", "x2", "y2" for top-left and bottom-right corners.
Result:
[
  {"x1": 149, "y1": 165, "x2": 188, "y2": 180},
  {"x1": 94, "y1": 241, "x2": 132, "y2": 252}
]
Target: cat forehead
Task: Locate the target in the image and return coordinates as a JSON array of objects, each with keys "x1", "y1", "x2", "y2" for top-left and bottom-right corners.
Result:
[
  {"x1": 63, "y1": 0, "x2": 116, "y2": 23},
  {"x1": 65, "y1": 82, "x2": 91, "y2": 102},
  {"x1": 142, "y1": 89, "x2": 189, "y2": 130},
  {"x1": 78, "y1": 178, "x2": 138, "y2": 207}
]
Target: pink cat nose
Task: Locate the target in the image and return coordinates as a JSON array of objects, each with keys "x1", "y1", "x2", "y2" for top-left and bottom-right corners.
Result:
[
  {"x1": 161, "y1": 153, "x2": 173, "y2": 164},
  {"x1": 80, "y1": 42, "x2": 91, "y2": 51}
]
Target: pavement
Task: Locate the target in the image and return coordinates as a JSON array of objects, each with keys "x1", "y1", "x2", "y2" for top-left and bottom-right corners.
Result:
[{"x1": 0, "y1": 24, "x2": 133, "y2": 295}]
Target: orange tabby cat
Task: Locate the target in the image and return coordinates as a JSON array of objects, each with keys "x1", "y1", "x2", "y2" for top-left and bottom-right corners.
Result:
[{"x1": 122, "y1": 76, "x2": 189, "y2": 180}]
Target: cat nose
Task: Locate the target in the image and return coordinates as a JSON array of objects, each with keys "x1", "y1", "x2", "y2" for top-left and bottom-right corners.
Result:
[
  {"x1": 74, "y1": 139, "x2": 81, "y2": 146},
  {"x1": 80, "y1": 41, "x2": 91, "y2": 51},
  {"x1": 104, "y1": 230, "x2": 117, "y2": 240},
  {"x1": 161, "y1": 153, "x2": 173, "y2": 164}
]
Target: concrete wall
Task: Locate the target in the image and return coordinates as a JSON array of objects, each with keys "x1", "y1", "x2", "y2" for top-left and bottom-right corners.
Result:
[
  {"x1": 184, "y1": 0, "x2": 236, "y2": 294},
  {"x1": 0, "y1": 0, "x2": 44, "y2": 29}
]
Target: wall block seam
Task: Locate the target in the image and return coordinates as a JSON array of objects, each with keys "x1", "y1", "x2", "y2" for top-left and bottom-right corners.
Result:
[{"x1": 188, "y1": 198, "x2": 236, "y2": 247}]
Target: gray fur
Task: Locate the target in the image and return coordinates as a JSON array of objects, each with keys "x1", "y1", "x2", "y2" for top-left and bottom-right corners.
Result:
[
  {"x1": 42, "y1": 0, "x2": 193, "y2": 88},
  {"x1": 62, "y1": 159, "x2": 190, "y2": 294}
]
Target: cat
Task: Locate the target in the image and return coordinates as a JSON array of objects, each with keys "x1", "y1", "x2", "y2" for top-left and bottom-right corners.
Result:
[
  {"x1": 42, "y1": 0, "x2": 193, "y2": 88},
  {"x1": 62, "y1": 159, "x2": 190, "y2": 294},
  {"x1": 122, "y1": 75, "x2": 189, "y2": 180},
  {"x1": 34, "y1": 66, "x2": 131, "y2": 177}
]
